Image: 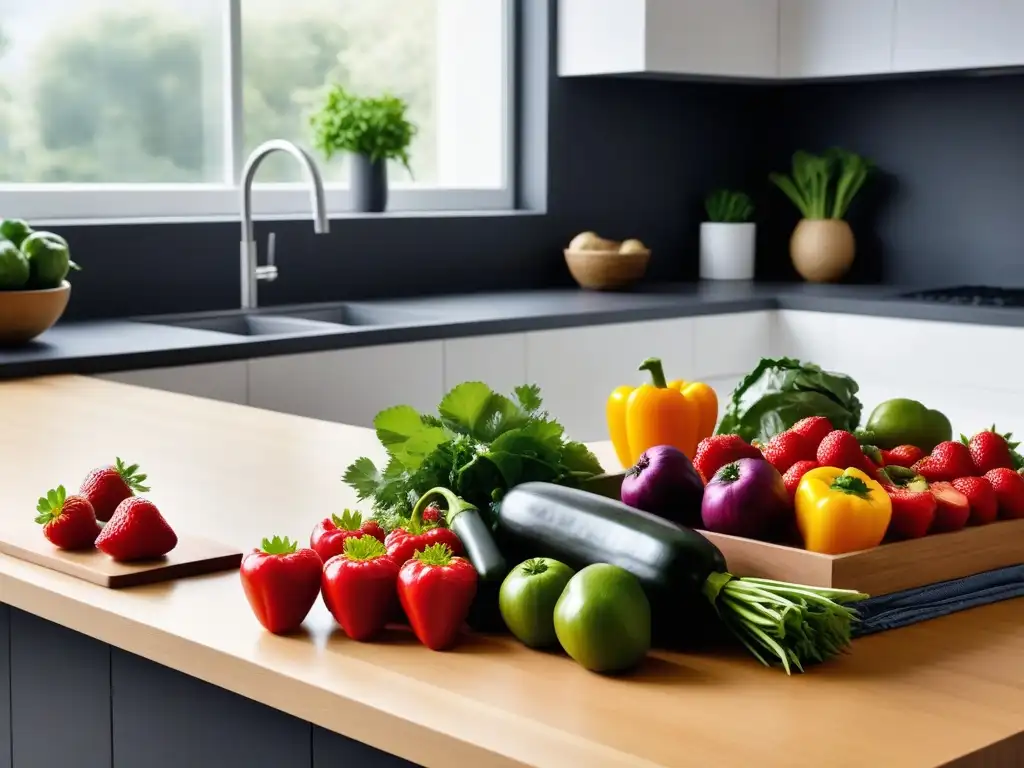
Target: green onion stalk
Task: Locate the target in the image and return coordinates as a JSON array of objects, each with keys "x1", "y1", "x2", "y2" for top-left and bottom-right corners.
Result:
[{"x1": 703, "y1": 573, "x2": 867, "y2": 674}]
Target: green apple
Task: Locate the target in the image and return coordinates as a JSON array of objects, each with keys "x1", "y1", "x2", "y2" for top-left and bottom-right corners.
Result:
[
  {"x1": 0, "y1": 240, "x2": 30, "y2": 290},
  {"x1": 499, "y1": 558, "x2": 575, "y2": 648},
  {"x1": 0, "y1": 219, "x2": 33, "y2": 249},
  {"x1": 22, "y1": 231, "x2": 71, "y2": 289},
  {"x1": 554, "y1": 563, "x2": 651, "y2": 673}
]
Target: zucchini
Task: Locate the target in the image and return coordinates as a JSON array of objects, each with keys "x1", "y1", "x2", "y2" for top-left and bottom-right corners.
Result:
[
  {"x1": 496, "y1": 482, "x2": 727, "y2": 645},
  {"x1": 411, "y1": 487, "x2": 507, "y2": 582},
  {"x1": 411, "y1": 487, "x2": 509, "y2": 633}
]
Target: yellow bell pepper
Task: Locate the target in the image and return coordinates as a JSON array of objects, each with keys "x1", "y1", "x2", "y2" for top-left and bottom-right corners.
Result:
[
  {"x1": 794, "y1": 466, "x2": 892, "y2": 555},
  {"x1": 668, "y1": 379, "x2": 718, "y2": 445},
  {"x1": 607, "y1": 357, "x2": 700, "y2": 467}
]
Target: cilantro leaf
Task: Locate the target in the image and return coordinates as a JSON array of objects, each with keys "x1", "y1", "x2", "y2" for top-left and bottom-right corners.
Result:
[
  {"x1": 342, "y1": 457, "x2": 383, "y2": 501},
  {"x1": 342, "y1": 382, "x2": 604, "y2": 535},
  {"x1": 514, "y1": 384, "x2": 543, "y2": 415},
  {"x1": 374, "y1": 405, "x2": 448, "y2": 470},
  {"x1": 439, "y1": 382, "x2": 529, "y2": 441},
  {"x1": 560, "y1": 440, "x2": 604, "y2": 475}
]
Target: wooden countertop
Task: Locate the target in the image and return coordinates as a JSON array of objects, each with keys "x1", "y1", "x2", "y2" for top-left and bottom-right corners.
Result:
[{"x1": 1, "y1": 376, "x2": 1022, "y2": 768}]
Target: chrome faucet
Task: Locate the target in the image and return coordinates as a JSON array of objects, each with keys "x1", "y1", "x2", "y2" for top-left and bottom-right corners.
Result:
[{"x1": 239, "y1": 139, "x2": 330, "y2": 310}]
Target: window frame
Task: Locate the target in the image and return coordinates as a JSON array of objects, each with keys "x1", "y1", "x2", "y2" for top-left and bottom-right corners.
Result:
[{"x1": 0, "y1": 0, "x2": 517, "y2": 224}]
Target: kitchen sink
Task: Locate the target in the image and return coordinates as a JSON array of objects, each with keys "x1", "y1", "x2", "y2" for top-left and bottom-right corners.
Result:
[
  {"x1": 279, "y1": 303, "x2": 437, "y2": 327},
  {"x1": 140, "y1": 302, "x2": 437, "y2": 337},
  {"x1": 147, "y1": 314, "x2": 343, "y2": 337}
]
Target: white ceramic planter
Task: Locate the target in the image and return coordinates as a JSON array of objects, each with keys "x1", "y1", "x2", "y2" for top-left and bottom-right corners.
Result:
[{"x1": 699, "y1": 222, "x2": 756, "y2": 280}]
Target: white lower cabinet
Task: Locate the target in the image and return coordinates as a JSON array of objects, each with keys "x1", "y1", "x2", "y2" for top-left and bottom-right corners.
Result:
[
  {"x1": 443, "y1": 333, "x2": 527, "y2": 395},
  {"x1": 96, "y1": 362, "x2": 249, "y2": 405},
  {"x1": 246, "y1": 342, "x2": 444, "y2": 428},
  {"x1": 525, "y1": 318, "x2": 695, "y2": 444}
]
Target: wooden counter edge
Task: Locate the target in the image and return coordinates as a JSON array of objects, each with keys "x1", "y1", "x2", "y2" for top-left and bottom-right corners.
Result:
[{"x1": 0, "y1": 567, "x2": 657, "y2": 768}]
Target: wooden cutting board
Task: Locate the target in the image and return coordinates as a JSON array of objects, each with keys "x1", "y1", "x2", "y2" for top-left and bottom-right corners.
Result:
[{"x1": 0, "y1": 525, "x2": 242, "y2": 588}]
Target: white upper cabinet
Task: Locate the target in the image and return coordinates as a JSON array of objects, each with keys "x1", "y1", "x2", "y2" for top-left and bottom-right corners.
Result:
[
  {"x1": 779, "y1": 0, "x2": 895, "y2": 78},
  {"x1": 563, "y1": 0, "x2": 1024, "y2": 81},
  {"x1": 893, "y1": 0, "x2": 1024, "y2": 72},
  {"x1": 558, "y1": 0, "x2": 780, "y2": 79}
]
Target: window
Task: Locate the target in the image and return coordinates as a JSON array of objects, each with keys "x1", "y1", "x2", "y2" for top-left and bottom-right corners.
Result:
[{"x1": 0, "y1": 0, "x2": 513, "y2": 221}]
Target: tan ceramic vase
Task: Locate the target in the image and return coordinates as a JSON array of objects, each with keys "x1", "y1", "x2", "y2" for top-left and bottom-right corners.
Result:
[{"x1": 789, "y1": 219, "x2": 855, "y2": 283}]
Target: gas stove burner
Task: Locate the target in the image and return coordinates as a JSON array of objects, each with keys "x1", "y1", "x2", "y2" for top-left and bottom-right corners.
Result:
[{"x1": 899, "y1": 286, "x2": 1024, "y2": 308}]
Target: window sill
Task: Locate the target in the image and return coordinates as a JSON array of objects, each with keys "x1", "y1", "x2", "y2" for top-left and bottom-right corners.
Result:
[{"x1": 36, "y1": 208, "x2": 545, "y2": 228}]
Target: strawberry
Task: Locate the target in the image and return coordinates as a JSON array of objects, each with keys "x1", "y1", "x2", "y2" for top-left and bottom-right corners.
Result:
[
  {"x1": 79, "y1": 457, "x2": 150, "y2": 523},
  {"x1": 983, "y1": 468, "x2": 1024, "y2": 520},
  {"x1": 927, "y1": 481, "x2": 971, "y2": 534},
  {"x1": 34, "y1": 485, "x2": 101, "y2": 550},
  {"x1": 789, "y1": 417, "x2": 833, "y2": 451},
  {"x1": 961, "y1": 427, "x2": 1019, "y2": 475},
  {"x1": 421, "y1": 504, "x2": 442, "y2": 525},
  {"x1": 761, "y1": 431, "x2": 815, "y2": 474},
  {"x1": 816, "y1": 430, "x2": 864, "y2": 470},
  {"x1": 782, "y1": 460, "x2": 817, "y2": 498},
  {"x1": 693, "y1": 435, "x2": 761, "y2": 482},
  {"x1": 95, "y1": 497, "x2": 178, "y2": 561},
  {"x1": 361, "y1": 519, "x2": 387, "y2": 540},
  {"x1": 951, "y1": 476, "x2": 999, "y2": 526},
  {"x1": 880, "y1": 445, "x2": 924, "y2": 468},
  {"x1": 885, "y1": 485, "x2": 936, "y2": 540},
  {"x1": 912, "y1": 441, "x2": 976, "y2": 483}
]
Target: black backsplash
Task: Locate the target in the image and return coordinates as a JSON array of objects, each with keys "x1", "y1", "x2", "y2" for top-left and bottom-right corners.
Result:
[
  {"x1": 59, "y1": 85, "x2": 770, "y2": 321},
  {"x1": 48, "y1": 4, "x2": 1024, "y2": 320},
  {"x1": 763, "y1": 73, "x2": 1024, "y2": 286}
]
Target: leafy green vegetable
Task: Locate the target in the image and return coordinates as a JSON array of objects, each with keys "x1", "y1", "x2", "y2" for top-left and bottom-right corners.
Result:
[
  {"x1": 769, "y1": 148, "x2": 872, "y2": 220},
  {"x1": 343, "y1": 382, "x2": 604, "y2": 532},
  {"x1": 716, "y1": 357, "x2": 862, "y2": 444},
  {"x1": 705, "y1": 189, "x2": 755, "y2": 223}
]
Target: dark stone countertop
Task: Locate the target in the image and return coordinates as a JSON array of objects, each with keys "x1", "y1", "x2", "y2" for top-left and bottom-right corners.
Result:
[{"x1": 1, "y1": 281, "x2": 1021, "y2": 379}]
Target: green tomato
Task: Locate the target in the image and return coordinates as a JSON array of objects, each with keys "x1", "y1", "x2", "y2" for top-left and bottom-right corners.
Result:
[
  {"x1": 0, "y1": 240, "x2": 30, "y2": 290},
  {"x1": 0, "y1": 219, "x2": 33, "y2": 249},
  {"x1": 499, "y1": 558, "x2": 575, "y2": 648},
  {"x1": 22, "y1": 231, "x2": 71, "y2": 289},
  {"x1": 865, "y1": 398, "x2": 952, "y2": 453},
  {"x1": 554, "y1": 563, "x2": 650, "y2": 673}
]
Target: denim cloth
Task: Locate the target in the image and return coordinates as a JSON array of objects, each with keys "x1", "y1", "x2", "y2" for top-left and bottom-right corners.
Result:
[{"x1": 852, "y1": 564, "x2": 1024, "y2": 637}]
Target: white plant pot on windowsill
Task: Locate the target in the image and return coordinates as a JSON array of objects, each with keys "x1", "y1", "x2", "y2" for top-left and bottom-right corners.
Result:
[{"x1": 699, "y1": 222, "x2": 756, "y2": 280}]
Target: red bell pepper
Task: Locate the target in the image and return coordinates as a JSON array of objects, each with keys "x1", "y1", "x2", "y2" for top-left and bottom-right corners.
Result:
[
  {"x1": 310, "y1": 509, "x2": 385, "y2": 562},
  {"x1": 384, "y1": 501, "x2": 463, "y2": 566},
  {"x1": 240, "y1": 535, "x2": 322, "y2": 634},
  {"x1": 321, "y1": 535, "x2": 399, "y2": 641},
  {"x1": 397, "y1": 543, "x2": 477, "y2": 650}
]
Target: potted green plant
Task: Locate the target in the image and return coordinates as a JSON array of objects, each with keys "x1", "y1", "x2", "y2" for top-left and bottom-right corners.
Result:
[
  {"x1": 769, "y1": 148, "x2": 872, "y2": 283},
  {"x1": 310, "y1": 85, "x2": 417, "y2": 213},
  {"x1": 700, "y1": 189, "x2": 756, "y2": 280}
]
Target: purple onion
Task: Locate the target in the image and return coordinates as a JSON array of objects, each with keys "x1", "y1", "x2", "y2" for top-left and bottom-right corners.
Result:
[
  {"x1": 621, "y1": 445, "x2": 704, "y2": 527},
  {"x1": 701, "y1": 458, "x2": 790, "y2": 541}
]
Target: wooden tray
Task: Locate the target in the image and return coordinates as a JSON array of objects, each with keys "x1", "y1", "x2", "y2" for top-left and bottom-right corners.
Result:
[
  {"x1": 0, "y1": 526, "x2": 242, "y2": 588},
  {"x1": 703, "y1": 520, "x2": 1024, "y2": 596},
  {"x1": 585, "y1": 471, "x2": 1024, "y2": 597}
]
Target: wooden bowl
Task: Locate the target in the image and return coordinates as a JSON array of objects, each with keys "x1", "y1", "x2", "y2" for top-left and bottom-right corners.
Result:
[
  {"x1": 0, "y1": 282, "x2": 71, "y2": 346},
  {"x1": 564, "y1": 249, "x2": 650, "y2": 291}
]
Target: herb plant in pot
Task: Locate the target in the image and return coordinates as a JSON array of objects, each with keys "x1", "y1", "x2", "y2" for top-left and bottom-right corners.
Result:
[
  {"x1": 769, "y1": 149, "x2": 872, "y2": 283},
  {"x1": 699, "y1": 190, "x2": 756, "y2": 280},
  {"x1": 310, "y1": 85, "x2": 417, "y2": 213}
]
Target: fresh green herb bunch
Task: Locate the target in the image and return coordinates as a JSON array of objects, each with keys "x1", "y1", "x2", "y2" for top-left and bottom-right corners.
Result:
[
  {"x1": 343, "y1": 382, "x2": 603, "y2": 533},
  {"x1": 705, "y1": 189, "x2": 755, "y2": 223},
  {"x1": 769, "y1": 148, "x2": 872, "y2": 220},
  {"x1": 704, "y1": 573, "x2": 866, "y2": 674},
  {"x1": 310, "y1": 84, "x2": 417, "y2": 173}
]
